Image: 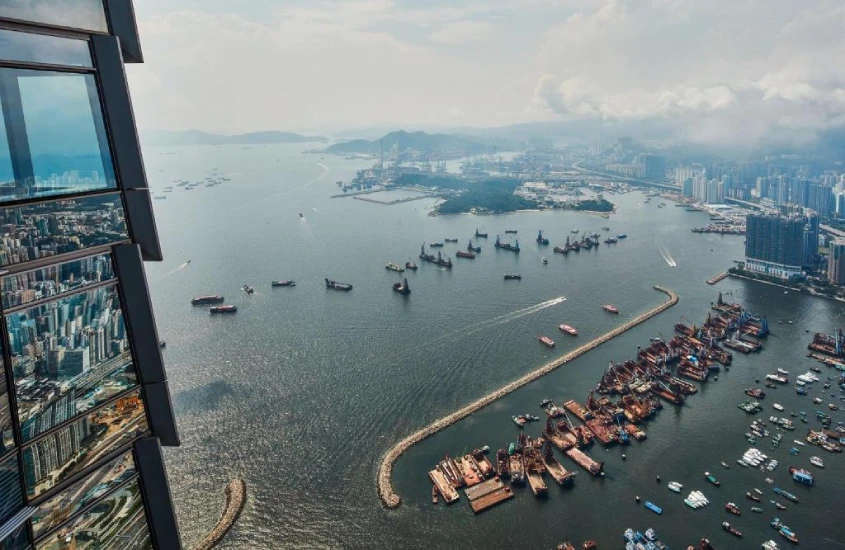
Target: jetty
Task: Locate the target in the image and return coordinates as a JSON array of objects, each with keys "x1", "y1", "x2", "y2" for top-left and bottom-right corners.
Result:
[
  {"x1": 707, "y1": 272, "x2": 728, "y2": 285},
  {"x1": 377, "y1": 286, "x2": 679, "y2": 508},
  {"x1": 193, "y1": 478, "x2": 247, "y2": 550}
]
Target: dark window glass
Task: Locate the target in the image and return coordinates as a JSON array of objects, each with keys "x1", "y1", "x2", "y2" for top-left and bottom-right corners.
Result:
[
  {"x1": 0, "y1": 522, "x2": 29, "y2": 550},
  {"x1": 35, "y1": 480, "x2": 151, "y2": 549},
  {"x1": 0, "y1": 69, "x2": 117, "y2": 202},
  {"x1": 0, "y1": 341, "x2": 13, "y2": 455},
  {"x1": 1, "y1": 252, "x2": 115, "y2": 309},
  {"x1": 30, "y1": 450, "x2": 135, "y2": 539},
  {"x1": 0, "y1": 193, "x2": 128, "y2": 267},
  {"x1": 22, "y1": 389, "x2": 148, "y2": 498},
  {"x1": 0, "y1": 455, "x2": 23, "y2": 524},
  {"x1": 0, "y1": 106, "x2": 12, "y2": 187},
  {"x1": 0, "y1": 1, "x2": 107, "y2": 34},
  {"x1": 10, "y1": 283, "x2": 138, "y2": 442},
  {"x1": 0, "y1": 29, "x2": 92, "y2": 67}
]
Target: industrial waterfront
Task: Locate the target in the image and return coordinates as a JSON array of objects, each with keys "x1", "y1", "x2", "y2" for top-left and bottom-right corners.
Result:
[{"x1": 142, "y1": 142, "x2": 845, "y2": 549}]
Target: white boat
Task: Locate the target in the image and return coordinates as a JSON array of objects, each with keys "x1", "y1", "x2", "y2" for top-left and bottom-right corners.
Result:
[
  {"x1": 777, "y1": 368, "x2": 789, "y2": 376},
  {"x1": 668, "y1": 481, "x2": 683, "y2": 493},
  {"x1": 762, "y1": 540, "x2": 780, "y2": 550},
  {"x1": 773, "y1": 403, "x2": 784, "y2": 411},
  {"x1": 810, "y1": 456, "x2": 824, "y2": 468},
  {"x1": 793, "y1": 440, "x2": 805, "y2": 447}
]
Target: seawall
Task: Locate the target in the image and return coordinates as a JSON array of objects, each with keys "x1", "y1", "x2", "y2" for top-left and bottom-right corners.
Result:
[
  {"x1": 193, "y1": 478, "x2": 247, "y2": 550},
  {"x1": 377, "y1": 286, "x2": 679, "y2": 509}
]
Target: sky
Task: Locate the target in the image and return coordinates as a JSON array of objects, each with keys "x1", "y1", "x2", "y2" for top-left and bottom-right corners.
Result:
[{"x1": 127, "y1": 0, "x2": 845, "y2": 145}]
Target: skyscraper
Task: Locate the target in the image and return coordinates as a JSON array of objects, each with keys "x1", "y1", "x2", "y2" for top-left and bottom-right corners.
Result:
[
  {"x1": 829, "y1": 241, "x2": 845, "y2": 285},
  {"x1": 0, "y1": 3, "x2": 180, "y2": 549},
  {"x1": 744, "y1": 214, "x2": 804, "y2": 279}
]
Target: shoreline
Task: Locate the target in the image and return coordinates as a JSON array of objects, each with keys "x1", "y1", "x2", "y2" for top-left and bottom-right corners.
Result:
[
  {"x1": 728, "y1": 272, "x2": 845, "y2": 304},
  {"x1": 376, "y1": 286, "x2": 679, "y2": 509},
  {"x1": 193, "y1": 478, "x2": 247, "y2": 550}
]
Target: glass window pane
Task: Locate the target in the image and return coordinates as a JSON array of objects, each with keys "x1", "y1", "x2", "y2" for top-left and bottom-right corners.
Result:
[
  {"x1": 1, "y1": 252, "x2": 115, "y2": 309},
  {"x1": 10, "y1": 283, "x2": 138, "y2": 443},
  {"x1": 0, "y1": 193, "x2": 128, "y2": 267},
  {"x1": 0, "y1": 455, "x2": 23, "y2": 525},
  {"x1": 22, "y1": 389, "x2": 148, "y2": 499},
  {"x1": 11, "y1": 70, "x2": 116, "y2": 201},
  {"x1": 0, "y1": 1, "x2": 107, "y2": 34},
  {"x1": 31, "y1": 450, "x2": 135, "y2": 539},
  {"x1": 0, "y1": 98, "x2": 12, "y2": 187},
  {"x1": 0, "y1": 340, "x2": 13, "y2": 456},
  {"x1": 0, "y1": 522, "x2": 29, "y2": 550},
  {"x1": 0, "y1": 29, "x2": 92, "y2": 67},
  {"x1": 35, "y1": 480, "x2": 151, "y2": 550}
]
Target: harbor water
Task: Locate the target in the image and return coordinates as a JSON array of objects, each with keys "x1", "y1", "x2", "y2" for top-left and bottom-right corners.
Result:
[{"x1": 143, "y1": 143, "x2": 845, "y2": 549}]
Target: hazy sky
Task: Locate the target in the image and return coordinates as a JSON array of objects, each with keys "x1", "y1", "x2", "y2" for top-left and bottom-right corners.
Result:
[{"x1": 128, "y1": 0, "x2": 845, "y2": 142}]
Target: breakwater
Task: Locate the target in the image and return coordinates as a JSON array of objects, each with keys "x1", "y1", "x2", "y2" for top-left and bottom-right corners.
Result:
[
  {"x1": 193, "y1": 478, "x2": 247, "y2": 550},
  {"x1": 706, "y1": 272, "x2": 728, "y2": 285},
  {"x1": 377, "y1": 286, "x2": 679, "y2": 509}
]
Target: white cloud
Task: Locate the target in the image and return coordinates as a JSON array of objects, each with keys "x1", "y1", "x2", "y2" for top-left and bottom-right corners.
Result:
[{"x1": 429, "y1": 21, "x2": 493, "y2": 44}]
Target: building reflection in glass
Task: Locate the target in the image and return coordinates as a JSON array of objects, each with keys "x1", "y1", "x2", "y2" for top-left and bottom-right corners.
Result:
[{"x1": 1, "y1": 252, "x2": 114, "y2": 309}]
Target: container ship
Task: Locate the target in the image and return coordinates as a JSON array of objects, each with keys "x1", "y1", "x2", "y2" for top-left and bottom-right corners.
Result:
[
  {"x1": 539, "y1": 336, "x2": 555, "y2": 348},
  {"x1": 191, "y1": 295, "x2": 224, "y2": 305},
  {"x1": 603, "y1": 305, "x2": 619, "y2": 314},
  {"x1": 393, "y1": 278, "x2": 410, "y2": 295},
  {"x1": 271, "y1": 280, "x2": 295, "y2": 287},
  {"x1": 209, "y1": 305, "x2": 237, "y2": 314},
  {"x1": 419, "y1": 245, "x2": 453, "y2": 268},
  {"x1": 494, "y1": 235, "x2": 520, "y2": 253},
  {"x1": 325, "y1": 279, "x2": 353, "y2": 291},
  {"x1": 559, "y1": 324, "x2": 578, "y2": 336},
  {"x1": 536, "y1": 230, "x2": 549, "y2": 245},
  {"x1": 385, "y1": 262, "x2": 405, "y2": 272}
]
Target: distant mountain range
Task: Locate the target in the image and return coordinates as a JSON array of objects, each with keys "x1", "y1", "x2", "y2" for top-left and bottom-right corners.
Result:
[
  {"x1": 324, "y1": 130, "x2": 513, "y2": 158},
  {"x1": 142, "y1": 130, "x2": 328, "y2": 146}
]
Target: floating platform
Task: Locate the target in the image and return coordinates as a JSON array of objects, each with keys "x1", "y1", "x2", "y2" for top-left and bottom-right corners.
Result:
[
  {"x1": 429, "y1": 470, "x2": 459, "y2": 504},
  {"x1": 464, "y1": 478, "x2": 514, "y2": 513},
  {"x1": 565, "y1": 447, "x2": 603, "y2": 476}
]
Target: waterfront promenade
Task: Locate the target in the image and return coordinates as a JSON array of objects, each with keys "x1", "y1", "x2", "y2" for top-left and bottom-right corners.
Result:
[
  {"x1": 377, "y1": 286, "x2": 679, "y2": 508},
  {"x1": 193, "y1": 478, "x2": 247, "y2": 550}
]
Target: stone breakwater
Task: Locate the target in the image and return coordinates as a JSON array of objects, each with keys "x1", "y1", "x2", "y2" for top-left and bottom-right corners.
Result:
[
  {"x1": 377, "y1": 286, "x2": 679, "y2": 509},
  {"x1": 193, "y1": 478, "x2": 247, "y2": 550}
]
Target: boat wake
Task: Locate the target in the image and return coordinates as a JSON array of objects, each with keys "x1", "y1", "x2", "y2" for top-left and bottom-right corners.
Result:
[
  {"x1": 156, "y1": 260, "x2": 191, "y2": 282},
  {"x1": 434, "y1": 296, "x2": 566, "y2": 342},
  {"x1": 657, "y1": 244, "x2": 677, "y2": 267}
]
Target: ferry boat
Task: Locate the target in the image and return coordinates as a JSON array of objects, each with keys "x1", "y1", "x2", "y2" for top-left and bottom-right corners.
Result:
[
  {"x1": 722, "y1": 522, "x2": 742, "y2": 538},
  {"x1": 392, "y1": 278, "x2": 411, "y2": 295},
  {"x1": 475, "y1": 228, "x2": 488, "y2": 238},
  {"x1": 603, "y1": 305, "x2": 619, "y2": 314},
  {"x1": 773, "y1": 403, "x2": 784, "y2": 411},
  {"x1": 539, "y1": 336, "x2": 555, "y2": 348},
  {"x1": 325, "y1": 279, "x2": 353, "y2": 291},
  {"x1": 504, "y1": 274, "x2": 522, "y2": 280},
  {"x1": 810, "y1": 456, "x2": 824, "y2": 468},
  {"x1": 559, "y1": 324, "x2": 578, "y2": 336},
  {"x1": 385, "y1": 262, "x2": 405, "y2": 272},
  {"x1": 725, "y1": 502, "x2": 741, "y2": 515},
  {"x1": 455, "y1": 250, "x2": 476, "y2": 259},
  {"x1": 788, "y1": 467, "x2": 813, "y2": 485},
  {"x1": 667, "y1": 481, "x2": 683, "y2": 493},
  {"x1": 271, "y1": 280, "x2": 295, "y2": 287},
  {"x1": 536, "y1": 230, "x2": 549, "y2": 245},
  {"x1": 191, "y1": 295, "x2": 224, "y2": 305},
  {"x1": 209, "y1": 305, "x2": 237, "y2": 314}
]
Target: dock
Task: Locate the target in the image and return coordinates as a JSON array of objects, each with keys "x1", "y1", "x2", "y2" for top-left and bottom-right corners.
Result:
[
  {"x1": 465, "y1": 478, "x2": 514, "y2": 513},
  {"x1": 542, "y1": 454, "x2": 575, "y2": 486},
  {"x1": 193, "y1": 478, "x2": 247, "y2": 550},
  {"x1": 707, "y1": 272, "x2": 728, "y2": 285},
  {"x1": 377, "y1": 286, "x2": 678, "y2": 508},
  {"x1": 429, "y1": 470, "x2": 459, "y2": 504},
  {"x1": 565, "y1": 447, "x2": 604, "y2": 476}
]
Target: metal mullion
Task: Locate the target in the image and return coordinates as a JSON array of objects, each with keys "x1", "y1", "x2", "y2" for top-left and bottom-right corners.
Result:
[
  {"x1": 0, "y1": 17, "x2": 109, "y2": 39},
  {"x1": 0, "y1": 70, "x2": 34, "y2": 187},
  {"x1": 30, "y1": 472, "x2": 139, "y2": 544},
  {"x1": 2, "y1": 275, "x2": 116, "y2": 315},
  {"x1": 0, "y1": 242, "x2": 126, "y2": 277},
  {"x1": 0, "y1": 61, "x2": 94, "y2": 74},
  {"x1": 0, "y1": 183, "x2": 119, "y2": 211}
]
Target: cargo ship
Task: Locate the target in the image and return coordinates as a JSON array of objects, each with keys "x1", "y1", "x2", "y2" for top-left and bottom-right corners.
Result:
[
  {"x1": 429, "y1": 242, "x2": 444, "y2": 248},
  {"x1": 722, "y1": 522, "x2": 742, "y2": 538},
  {"x1": 444, "y1": 238, "x2": 458, "y2": 243},
  {"x1": 475, "y1": 228, "x2": 488, "y2": 238},
  {"x1": 325, "y1": 279, "x2": 353, "y2": 291},
  {"x1": 385, "y1": 262, "x2": 405, "y2": 272},
  {"x1": 209, "y1": 305, "x2": 237, "y2": 314},
  {"x1": 192, "y1": 295, "x2": 224, "y2": 305},
  {"x1": 393, "y1": 278, "x2": 411, "y2": 295},
  {"x1": 603, "y1": 304, "x2": 619, "y2": 314},
  {"x1": 536, "y1": 230, "x2": 549, "y2": 245},
  {"x1": 505, "y1": 229, "x2": 518, "y2": 234},
  {"x1": 504, "y1": 274, "x2": 522, "y2": 280},
  {"x1": 539, "y1": 336, "x2": 555, "y2": 348},
  {"x1": 789, "y1": 467, "x2": 813, "y2": 485},
  {"x1": 494, "y1": 235, "x2": 520, "y2": 253},
  {"x1": 467, "y1": 240, "x2": 481, "y2": 252},
  {"x1": 559, "y1": 324, "x2": 578, "y2": 336},
  {"x1": 419, "y1": 245, "x2": 453, "y2": 268},
  {"x1": 456, "y1": 250, "x2": 476, "y2": 259},
  {"x1": 271, "y1": 280, "x2": 295, "y2": 287},
  {"x1": 725, "y1": 502, "x2": 741, "y2": 515}
]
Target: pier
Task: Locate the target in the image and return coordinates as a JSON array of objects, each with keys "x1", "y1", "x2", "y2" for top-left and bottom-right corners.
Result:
[
  {"x1": 377, "y1": 286, "x2": 679, "y2": 508},
  {"x1": 193, "y1": 478, "x2": 247, "y2": 550},
  {"x1": 706, "y1": 272, "x2": 728, "y2": 285}
]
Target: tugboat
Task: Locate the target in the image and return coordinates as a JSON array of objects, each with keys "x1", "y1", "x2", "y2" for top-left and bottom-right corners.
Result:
[
  {"x1": 722, "y1": 522, "x2": 742, "y2": 538},
  {"x1": 536, "y1": 230, "x2": 549, "y2": 245},
  {"x1": 542, "y1": 257, "x2": 548, "y2": 264},
  {"x1": 405, "y1": 260, "x2": 418, "y2": 271},
  {"x1": 467, "y1": 240, "x2": 481, "y2": 253},
  {"x1": 385, "y1": 262, "x2": 405, "y2": 272},
  {"x1": 475, "y1": 228, "x2": 488, "y2": 238},
  {"x1": 603, "y1": 304, "x2": 619, "y2": 314},
  {"x1": 271, "y1": 280, "x2": 296, "y2": 287},
  {"x1": 242, "y1": 284, "x2": 254, "y2": 295},
  {"x1": 325, "y1": 279, "x2": 353, "y2": 291},
  {"x1": 456, "y1": 249, "x2": 476, "y2": 259},
  {"x1": 495, "y1": 235, "x2": 520, "y2": 253},
  {"x1": 191, "y1": 295, "x2": 224, "y2": 305},
  {"x1": 209, "y1": 305, "x2": 237, "y2": 314},
  {"x1": 393, "y1": 278, "x2": 411, "y2": 295},
  {"x1": 539, "y1": 336, "x2": 555, "y2": 348},
  {"x1": 431, "y1": 485, "x2": 438, "y2": 505},
  {"x1": 504, "y1": 274, "x2": 522, "y2": 280},
  {"x1": 559, "y1": 324, "x2": 578, "y2": 336}
]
